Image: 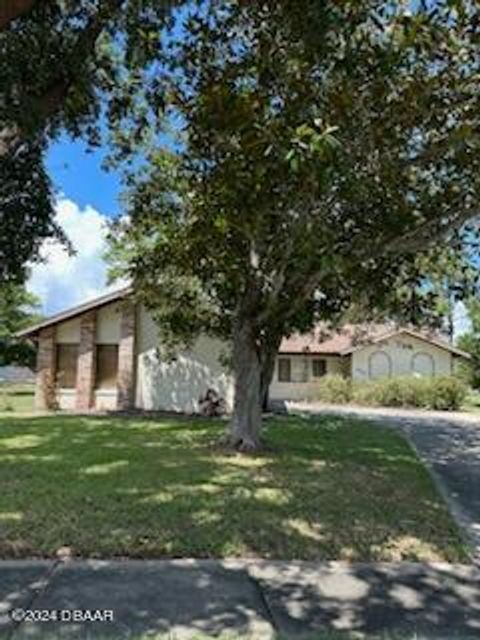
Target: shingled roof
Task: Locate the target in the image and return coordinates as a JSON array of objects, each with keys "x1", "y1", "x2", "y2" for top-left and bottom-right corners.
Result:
[
  {"x1": 17, "y1": 287, "x2": 132, "y2": 339},
  {"x1": 279, "y1": 324, "x2": 470, "y2": 359}
]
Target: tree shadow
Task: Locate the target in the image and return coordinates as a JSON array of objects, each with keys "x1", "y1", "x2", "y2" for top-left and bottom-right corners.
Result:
[
  {"x1": 251, "y1": 560, "x2": 480, "y2": 638},
  {"x1": 1, "y1": 559, "x2": 274, "y2": 638},
  {"x1": 0, "y1": 413, "x2": 470, "y2": 564}
]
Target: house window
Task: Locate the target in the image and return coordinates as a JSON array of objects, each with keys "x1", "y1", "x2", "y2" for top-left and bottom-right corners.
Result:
[
  {"x1": 96, "y1": 345, "x2": 119, "y2": 389},
  {"x1": 312, "y1": 359, "x2": 327, "y2": 378},
  {"x1": 56, "y1": 344, "x2": 78, "y2": 389},
  {"x1": 278, "y1": 358, "x2": 291, "y2": 382}
]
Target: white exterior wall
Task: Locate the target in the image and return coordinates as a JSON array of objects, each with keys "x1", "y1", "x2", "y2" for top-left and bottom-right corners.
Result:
[
  {"x1": 135, "y1": 306, "x2": 234, "y2": 413},
  {"x1": 351, "y1": 333, "x2": 453, "y2": 381},
  {"x1": 96, "y1": 304, "x2": 121, "y2": 344},
  {"x1": 56, "y1": 389, "x2": 76, "y2": 410},
  {"x1": 56, "y1": 318, "x2": 80, "y2": 344},
  {"x1": 269, "y1": 355, "x2": 345, "y2": 402}
]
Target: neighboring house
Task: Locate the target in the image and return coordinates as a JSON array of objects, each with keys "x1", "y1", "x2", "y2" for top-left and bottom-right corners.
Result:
[
  {"x1": 270, "y1": 325, "x2": 469, "y2": 402},
  {"x1": 18, "y1": 288, "x2": 470, "y2": 412}
]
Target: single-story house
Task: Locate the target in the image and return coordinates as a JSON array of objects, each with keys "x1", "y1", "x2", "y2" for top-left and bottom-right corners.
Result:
[{"x1": 18, "y1": 288, "x2": 470, "y2": 412}]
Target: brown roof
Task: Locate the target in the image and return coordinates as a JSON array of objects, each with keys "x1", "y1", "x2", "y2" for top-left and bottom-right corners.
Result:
[
  {"x1": 17, "y1": 287, "x2": 132, "y2": 339},
  {"x1": 279, "y1": 324, "x2": 471, "y2": 359}
]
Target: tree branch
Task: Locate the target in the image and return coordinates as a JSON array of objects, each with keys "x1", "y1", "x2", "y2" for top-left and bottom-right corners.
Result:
[
  {"x1": 382, "y1": 203, "x2": 478, "y2": 255},
  {"x1": 34, "y1": 0, "x2": 125, "y2": 121},
  {"x1": 0, "y1": 0, "x2": 37, "y2": 31},
  {"x1": 0, "y1": 0, "x2": 125, "y2": 159}
]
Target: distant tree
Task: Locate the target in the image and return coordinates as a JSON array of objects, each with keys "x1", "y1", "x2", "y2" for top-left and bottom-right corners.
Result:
[
  {"x1": 457, "y1": 300, "x2": 480, "y2": 389},
  {"x1": 0, "y1": 0, "x2": 182, "y2": 283},
  {"x1": 347, "y1": 242, "x2": 480, "y2": 342},
  {"x1": 0, "y1": 283, "x2": 42, "y2": 368},
  {"x1": 109, "y1": 1, "x2": 480, "y2": 450}
]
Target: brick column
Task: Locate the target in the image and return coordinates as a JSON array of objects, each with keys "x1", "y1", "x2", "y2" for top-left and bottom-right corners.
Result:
[
  {"x1": 117, "y1": 303, "x2": 136, "y2": 410},
  {"x1": 35, "y1": 327, "x2": 56, "y2": 410},
  {"x1": 76, "y1": 311, "x2": 96, "y2": 411}
]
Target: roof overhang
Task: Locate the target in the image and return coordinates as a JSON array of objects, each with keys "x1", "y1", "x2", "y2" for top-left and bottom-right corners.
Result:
[
  {"x1": 17, "y1": 287, "x2": 132, "y2": 339},
  {"x1": 277, "y1": 350, "x2": 345, "y2": 356}
]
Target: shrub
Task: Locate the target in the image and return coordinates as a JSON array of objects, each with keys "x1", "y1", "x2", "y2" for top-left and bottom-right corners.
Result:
[
  {"x1": 351, "y1": 375, "x2": 466, "y2": 411},
  {"x1": 423, "y1": 375, "x2": 467, "y2": 411},
  {"x1": 315, "y1": 374, "x2": 351, "y2": 404}
]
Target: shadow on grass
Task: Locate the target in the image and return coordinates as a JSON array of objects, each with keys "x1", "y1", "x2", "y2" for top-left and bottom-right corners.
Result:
[{"x1": 0, "y1": 413, "x2": 469, "y2": 564}]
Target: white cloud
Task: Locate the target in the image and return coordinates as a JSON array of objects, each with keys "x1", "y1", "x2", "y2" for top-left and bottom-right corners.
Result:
[{"x1": 28, "y1": 198, "x2": 120, "y2": 315}]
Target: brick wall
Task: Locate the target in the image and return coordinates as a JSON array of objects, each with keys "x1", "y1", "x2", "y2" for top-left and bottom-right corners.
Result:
[
  {"x1": 76, "y1": 311, "x2": 96, "y2": 411},
  {"x1": 34, "y1": 327, "x2": 56, "y2": 410},
  {"x1": 117, "y1": 303, "x2": 136, "y2": 410}
]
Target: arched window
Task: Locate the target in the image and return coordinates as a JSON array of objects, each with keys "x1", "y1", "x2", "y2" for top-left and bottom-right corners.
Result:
[
  {"x1": 368, "y1": 350, "x2": 392, "y2": 380},
  {"x1": 411, "y1": 352, "x2": 435, "y2": 377}
]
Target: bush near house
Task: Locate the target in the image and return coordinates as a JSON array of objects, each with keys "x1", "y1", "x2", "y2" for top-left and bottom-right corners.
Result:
[
  {"x1": 314, "y1": 375, "x2": 467, "y2": 411},
  {"x1": 353, "y1": 376, "x2": 467, "y2": 411},
  {"x1": 314, "y1": 374, "x2": 351, "y2": 404}
]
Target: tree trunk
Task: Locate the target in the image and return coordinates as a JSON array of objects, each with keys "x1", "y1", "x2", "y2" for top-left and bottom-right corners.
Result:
[
  {"x1": 0, "y1": 0, "x2": 37, "y2": 31},
  {"x1": 260, "y1": 338, "x2": 281, "y2": 411},
  {"x1": 229, "y1": 316, "x2": 263, "y2": 451},
  {"x1": 0, "y1": 124, "x2": 22, "y2": 160}
]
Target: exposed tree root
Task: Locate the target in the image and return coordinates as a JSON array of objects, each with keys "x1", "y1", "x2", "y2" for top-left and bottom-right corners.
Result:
[{"x1": 229, "y1": 433, "x2": 262, "y2": 453}]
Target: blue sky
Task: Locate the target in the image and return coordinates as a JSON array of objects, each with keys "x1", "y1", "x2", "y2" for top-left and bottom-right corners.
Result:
[
  {"x1": 31, "y1": 4, "x2": 189, "y2": 315},
  {"x1": 46, "y1": 135, "x2": 122, "y2": 219},
  {"x1": 27, "y1": 138, "x2": 123, "y2": 316}
]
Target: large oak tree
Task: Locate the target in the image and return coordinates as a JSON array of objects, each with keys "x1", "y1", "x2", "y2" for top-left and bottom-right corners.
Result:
[{"x1": 109, "y1": 0, "x2": 479, "y2": 449}]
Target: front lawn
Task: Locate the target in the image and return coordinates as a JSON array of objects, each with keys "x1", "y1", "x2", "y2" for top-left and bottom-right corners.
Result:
[
  {"x1": 0, "y1": 414, "x2": 468, "y2": 561},
  {"x1": 0, "y1": 383, "x2": 34, "y2": 413},
  {"x1": 462, "y1": 389, "x2": 480, "y2": 413}
]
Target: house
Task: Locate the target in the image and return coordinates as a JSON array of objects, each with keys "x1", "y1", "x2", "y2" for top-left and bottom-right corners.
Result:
[
  {"x1": 270, "y1": 324, "x2": 469, "y2": 402},
  {"x1": 18, "y1": 288, "x2": 470, "y2": 412}
]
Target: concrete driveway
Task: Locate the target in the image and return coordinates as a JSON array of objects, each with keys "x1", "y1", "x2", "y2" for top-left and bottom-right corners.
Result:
[{"x1": 288, "y1": 403, "x2": 480, "y2": 562}]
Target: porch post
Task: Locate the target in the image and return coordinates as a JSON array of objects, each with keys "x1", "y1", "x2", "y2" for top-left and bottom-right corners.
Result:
[
  {"x1": 117, "y1": 303, "x2": 136, "y2": 410},
  {"x1": 35, "y1": 326, "x2": 56, "y2": 410},
  {"x1": 76, "y1": 311, "x2": 97, "y2": 411}
]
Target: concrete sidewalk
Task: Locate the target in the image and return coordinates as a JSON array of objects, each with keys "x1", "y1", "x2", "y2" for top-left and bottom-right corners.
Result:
[{"x1": 1, "y1": 559, "x2": 480, "y2": 638}]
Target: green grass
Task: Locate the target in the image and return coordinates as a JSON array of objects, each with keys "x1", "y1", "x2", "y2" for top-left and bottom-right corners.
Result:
[
  {"x1": 0, "y1": 383, "x2": 34, "y2": 413},
  {"x1": 462, "y1": 389, "x2": 480, "y2": 413},
  {"x1": 0, "y1": 413, "x2": 468, "y2": 562}
]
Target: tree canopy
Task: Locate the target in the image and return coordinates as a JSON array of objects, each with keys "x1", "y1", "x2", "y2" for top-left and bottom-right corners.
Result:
[
  {"x1": 0, "y1": 282, "x2": 42, "y2": 367},
  {"x1": 108, "y1": 0, "x2": 479, "y2": 449},
  {"x1": 457, "y1": 300, "x2": 480, "y2": 389},
  {"x1": 0, "y1": 0, "x2": 181, "y2": 283}
]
